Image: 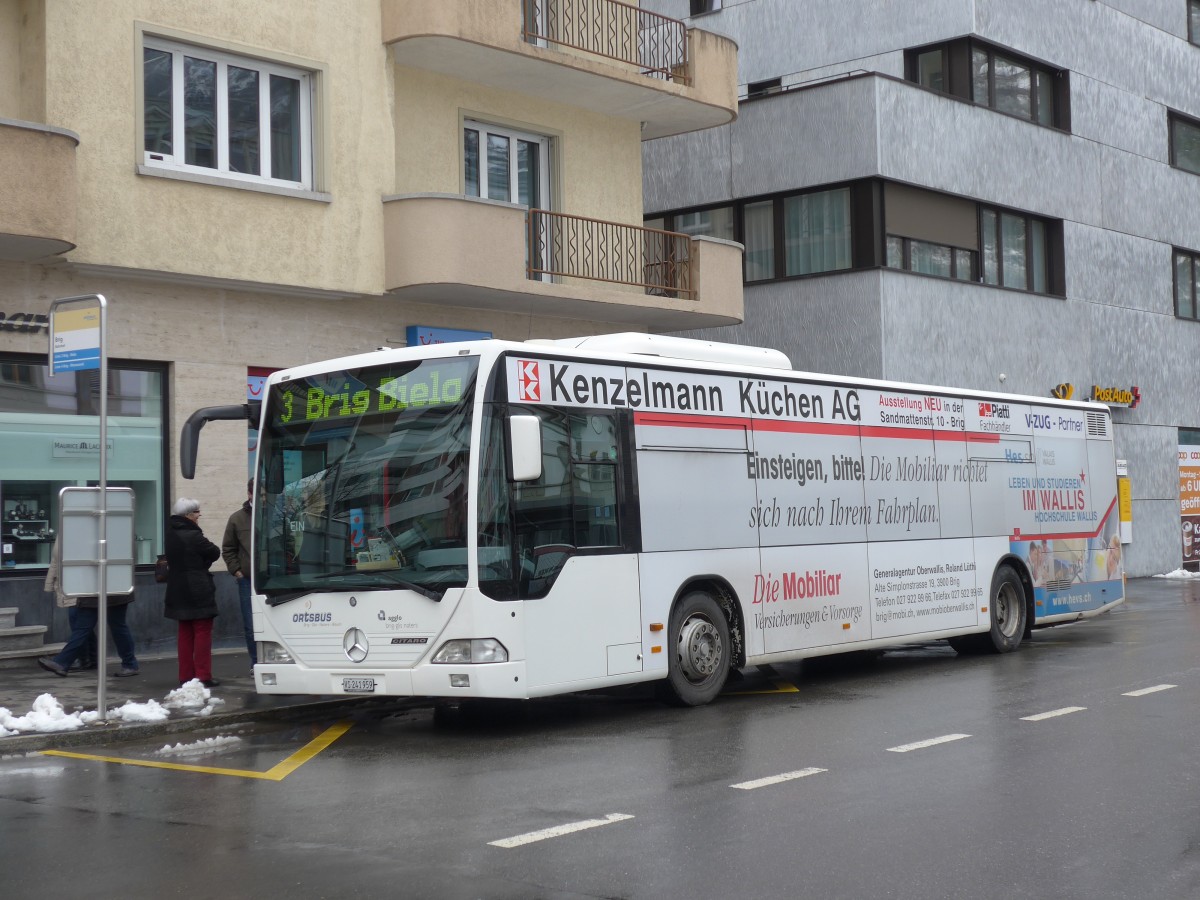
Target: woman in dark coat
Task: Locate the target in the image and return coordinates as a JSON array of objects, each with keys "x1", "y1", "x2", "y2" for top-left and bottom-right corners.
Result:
[{"x1": 164, "y1": 497, "x2": 222, "y2": 687}]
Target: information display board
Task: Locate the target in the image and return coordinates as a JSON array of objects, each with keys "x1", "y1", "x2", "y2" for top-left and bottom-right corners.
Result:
[{"x1": 59, "y1": 486, "x2": 135, "y2": 597}]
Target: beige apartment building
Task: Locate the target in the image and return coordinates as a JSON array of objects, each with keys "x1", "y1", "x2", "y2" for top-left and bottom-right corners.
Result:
[{"x1": 0, "y1": 0, "x2": 740, "y2": 641}]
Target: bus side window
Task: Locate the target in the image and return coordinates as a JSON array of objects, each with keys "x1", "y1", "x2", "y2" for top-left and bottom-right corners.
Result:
[
  {"x1": 512, "y1": 409, "x2": 623, "y2": 597},
  {"x1": 571, "y1": 414, "x2": 620, "y2": 548}
]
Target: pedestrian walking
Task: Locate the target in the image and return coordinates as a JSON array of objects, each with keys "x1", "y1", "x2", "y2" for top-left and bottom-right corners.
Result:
[
  {"x1": 222, "y1": 478, "x2": 257, "y2": 672},
  {"x1": 67, "y1": 605, "x2": 98, "y2": 671},
  {"x1": 37, "y1": 534, "x2": 139, "y2": 677},
  {"x1": 164, "y1": 497, "x2": 221, "y2": 687}
]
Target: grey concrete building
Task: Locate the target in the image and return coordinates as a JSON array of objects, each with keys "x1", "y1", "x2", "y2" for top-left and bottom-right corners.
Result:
[{"x1": 642, "y1": 0, "x2": 1200, "y2": 577}]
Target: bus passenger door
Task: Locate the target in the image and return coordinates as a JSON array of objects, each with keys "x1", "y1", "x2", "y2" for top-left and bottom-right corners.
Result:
[
  {"x1": 634, "y1": 411, "x2": 762, "y2": 664},
  {"x1": 514, "y1": 408, "x2": 643, "y2": 691}
]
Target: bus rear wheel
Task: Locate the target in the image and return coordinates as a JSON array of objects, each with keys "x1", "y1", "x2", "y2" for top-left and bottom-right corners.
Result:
[
  {"x1": 662, "y1": 590, "x2": 730, "y2": 707},
  {"x1": 950, "y1": 564, "x2": 1026, "y2": 654}
]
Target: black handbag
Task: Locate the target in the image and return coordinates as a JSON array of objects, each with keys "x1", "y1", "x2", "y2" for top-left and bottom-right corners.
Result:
[{"x1": 154, "y1": 555, "x2": 169, "y2": 583}]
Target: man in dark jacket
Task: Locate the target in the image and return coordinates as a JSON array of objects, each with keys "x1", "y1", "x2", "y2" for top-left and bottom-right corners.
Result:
[
  {"x1": 222, "y1": 478, "x2": 256, "y2": 671},
  {"x1": 164, "y1": 498, "x2": 222, "y2": 687}
]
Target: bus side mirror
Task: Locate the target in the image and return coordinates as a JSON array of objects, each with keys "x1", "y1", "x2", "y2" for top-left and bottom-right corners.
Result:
[{"x1": 508, "y1": 415, "x2": 543, "y2": 482}]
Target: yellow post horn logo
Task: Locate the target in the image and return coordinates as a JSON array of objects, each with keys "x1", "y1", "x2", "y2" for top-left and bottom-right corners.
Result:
[{"x1": 1051, "y1": 383, "x2": 1075, "y2": 400}]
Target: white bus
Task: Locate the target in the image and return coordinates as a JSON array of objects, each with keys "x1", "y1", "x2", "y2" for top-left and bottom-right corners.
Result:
[{"x1": 182, "y1": 334, "x2": 1124, "y2": 706}]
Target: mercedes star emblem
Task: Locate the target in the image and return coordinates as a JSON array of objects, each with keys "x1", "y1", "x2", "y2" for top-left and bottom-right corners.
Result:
[{"x1": 343, "y1": 627, "x2": 369, "y2": 663}]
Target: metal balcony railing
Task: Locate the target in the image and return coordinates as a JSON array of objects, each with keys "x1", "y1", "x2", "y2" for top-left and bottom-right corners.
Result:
[
  {"x1": 527, "y1": 209, "x2": 694, "y2": 300},
  {"x1": 521, "y1": 0, "x2": 690, "y2": 84}
]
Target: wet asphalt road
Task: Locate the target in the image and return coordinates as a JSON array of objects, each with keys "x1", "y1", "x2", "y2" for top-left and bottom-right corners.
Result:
[{"x1": 2, "y1": 578, "x2": 1199, "y2": 900}]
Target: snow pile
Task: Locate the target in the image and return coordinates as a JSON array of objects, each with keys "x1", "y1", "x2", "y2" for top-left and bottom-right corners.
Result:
[
  {"x1": 0, "y1": 680, "x2": 225, "y2": 735},
  {"x1": 81, "y1": 699, "x2": 170, "y2": 725},
  {"x1": 1153, "y1": 568, "x2": 1200, "y2": 579},
  {"x1": 162, "y1": 679, "x2": 226, "y2": 717},
  {"x1": 0, "y1": 694, "x2": 88, "y2": 736},
  {"x1": 156, "y1": 735, "x2": 242, "y2": 757}
]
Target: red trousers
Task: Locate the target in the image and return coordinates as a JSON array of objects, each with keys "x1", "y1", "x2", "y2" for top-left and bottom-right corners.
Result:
[{"x1": 177, "y1": 617, "x2": 215, "y2": 683}]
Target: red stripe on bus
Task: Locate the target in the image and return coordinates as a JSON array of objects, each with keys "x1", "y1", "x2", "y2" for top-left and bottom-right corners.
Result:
[
  {"x1": 635, "y1": 411, "x2": 1001, "y2": 442},
  {"x1": 753, "y1": 420, "x2": 859, "y2": 437},
  {"x1": 633, "y1": 412, "x2": 747, "y2": 430}
]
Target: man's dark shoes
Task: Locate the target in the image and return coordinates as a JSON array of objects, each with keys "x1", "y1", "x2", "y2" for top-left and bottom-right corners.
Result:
[
  {"x1": 38, "y1": 657, "x2": 68, "y2": 677},
  {"x1": 201, "y1": 679, "x2": 221, "y2": 688},
  {"x1": 114, "y1": 667, "x2": 140, "y2": 677}
]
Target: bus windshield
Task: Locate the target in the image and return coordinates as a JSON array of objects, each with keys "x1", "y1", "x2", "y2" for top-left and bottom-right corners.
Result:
[{"x1": 253, "y1": 355, "x2": 478, "y2": 602}]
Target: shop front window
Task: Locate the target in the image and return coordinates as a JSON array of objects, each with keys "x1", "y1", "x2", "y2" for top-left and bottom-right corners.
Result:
[{"x1": 0, "y1": 356, "x2": 167, "y2": 572}]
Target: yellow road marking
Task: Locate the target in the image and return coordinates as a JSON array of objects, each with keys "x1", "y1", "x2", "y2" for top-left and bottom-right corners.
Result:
[
  {"x1": 41, "y1": 720, "x2": 354, "y2": 781},
  {"x1": 723, "y1": 663, "x2": 800, "y2": 695},
  {"x1": 725, "y1": 679, "x2": 800, "y2": 695}
]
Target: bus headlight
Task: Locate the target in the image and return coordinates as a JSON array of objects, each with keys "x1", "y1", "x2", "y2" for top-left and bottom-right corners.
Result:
[
  {"x1": 432, "y1": 638, "x2": 508, "y2": 664},
  {"x1": 260, "y1": 642, "x2": 295, "y2": 664}
]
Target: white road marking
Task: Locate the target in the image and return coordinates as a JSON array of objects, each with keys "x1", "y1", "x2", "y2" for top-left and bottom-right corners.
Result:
[
  {"x1": 731, "y1": 767, "x2": 827, "y2": 790},
  {"x1": 886, "y1": 733, "x2": 971, "y2": 753},
  {"x1": 1123, "y1": 684, "x2": 1177, "y2": 697},
  {"x1": 489, "y1": 813, "x2": 634, "y2": 848},
  {"x1": 1021, "y1": 706, "x2": 1087, "y2": 721}
]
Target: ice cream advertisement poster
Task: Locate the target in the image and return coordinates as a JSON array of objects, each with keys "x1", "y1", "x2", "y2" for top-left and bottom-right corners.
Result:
[{"x1": 1179, "y1": 444, "x2": 1200, "y2": 566}]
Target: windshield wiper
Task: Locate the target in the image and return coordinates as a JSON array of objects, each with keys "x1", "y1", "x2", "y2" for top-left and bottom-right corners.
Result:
[
  {"x1": 265, "y1": 589, "x2": 312, "y2": 607},
  {"x1": 309, "y1": 571, "x2": 443, "y2": 601},
  {"x1": 367, "y1": 571, "x2": 445, "y2": 601}
]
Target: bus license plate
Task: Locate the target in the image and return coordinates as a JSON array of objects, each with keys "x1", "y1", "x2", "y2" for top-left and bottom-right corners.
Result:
[{"x1": 342, "y1": 677, "x2": 376, "y2": 693}]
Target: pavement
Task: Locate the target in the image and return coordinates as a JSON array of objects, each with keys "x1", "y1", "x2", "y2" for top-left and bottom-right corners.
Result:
[{"x1": 0, "y1": 649, "x2": 385, "y2": 755}]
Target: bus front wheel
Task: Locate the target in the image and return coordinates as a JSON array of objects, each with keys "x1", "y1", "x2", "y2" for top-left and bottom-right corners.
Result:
[
  {"x1": 950, "y1": 564, "x2": 1026, "y2": 654},
  {"x1": 662, "y1": 590, "x2": 731, "y2": 707}
]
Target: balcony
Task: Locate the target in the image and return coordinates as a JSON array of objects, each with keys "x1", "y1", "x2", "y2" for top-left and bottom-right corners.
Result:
[
  {"x1": 382, "y1": 194, "x2": 743, "y2": 328},
  {"x1": 0, "y1": 119, "x2": 78, "y2": 261},
  {"x1": 381, "y1": 0, "x2": 737, "y2": 139}
]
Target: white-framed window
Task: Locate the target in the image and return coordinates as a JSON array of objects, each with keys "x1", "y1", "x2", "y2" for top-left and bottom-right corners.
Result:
[
  {"x1": 142, "y1": 37, "x2": 314, "y2": 189},
  {"x1": 463, "y1": 120, "x2": 551, "y2": 209}
]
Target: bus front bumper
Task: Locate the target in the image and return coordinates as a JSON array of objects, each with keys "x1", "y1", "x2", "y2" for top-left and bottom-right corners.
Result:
[{"x1": 254, "y1": 661, "x2": 531, "y2": 700}]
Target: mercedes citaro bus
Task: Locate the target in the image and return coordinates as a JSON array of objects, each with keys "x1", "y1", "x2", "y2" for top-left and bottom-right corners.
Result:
[{"x1": 181, "y1": 333, "x2": 1124, "y2": 706}]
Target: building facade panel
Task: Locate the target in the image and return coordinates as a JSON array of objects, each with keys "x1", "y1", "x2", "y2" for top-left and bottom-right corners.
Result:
[
  {"x1": 731, "y1": 79, "x2": 881, "y2": 199},
  {"x1": 1071, "y1": 74, "x2": 1167, "y2": 162},
  {"x1": 1099, "y1": 143, "x2": 1200, "y2": 246},
  {"x1": 976, "y1": 0, "x2": 1200, "y2": 118},
  {"x1": 1064, "y1": 223, "x2": 1174, "y2": 317},
  {"x1": 1092, "y1": 0, "x2": 1187, "y2": 38},
  {"x1": 1082, "y1": 295, "x2": 1177, "y2": 427},
  {"x1": 877, "y1": 273, "x2": 1078, "y2": 394},
  {"x1": 643, "y1": 123, "x2": 734, "y2": 211},
  {"x1": 877, "y1": 78, "x2": 1104, "y2": 223},
  {"x1": 679, "y1": 270, "x2": 886, "y2": 379}
]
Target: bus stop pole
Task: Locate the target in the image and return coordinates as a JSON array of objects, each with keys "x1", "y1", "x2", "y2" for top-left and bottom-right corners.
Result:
[
  {"x1": 96, "y1": 297, "x2": 109, "y2": 719},
  {"x1": 49, "y1": 294, "x2": 110, "y2": 721}
]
